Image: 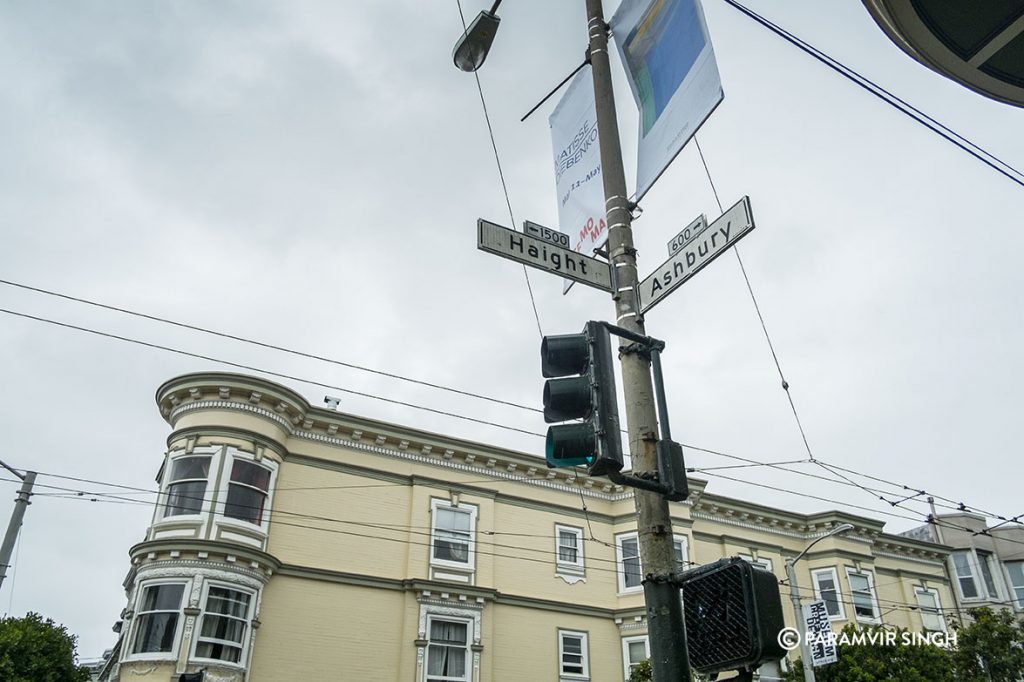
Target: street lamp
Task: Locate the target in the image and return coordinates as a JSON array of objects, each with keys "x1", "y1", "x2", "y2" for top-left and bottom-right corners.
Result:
[
  {"x1": 785, "y1": 522, "x2": 854, "y2": 682},
  {"x1": 452, "y1": 1, "x2": 502, "y2": 72}
]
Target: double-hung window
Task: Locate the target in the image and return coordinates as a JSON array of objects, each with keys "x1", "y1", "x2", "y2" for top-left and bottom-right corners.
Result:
[
  {"x1": 618, "y1": 534, "x2": 642, "y2": 592},
  {"x1": 622, "y1": 636, "x2": 649, "y2": 679},
  {"x1": 194, "y1": 585, "x2": 253, "y2": 664},
  {"x1": 426, "y1": 617, "x2": 470, "y2": 682},
  {"x1": 431, "y1": 501, "x2": 475, "y2": 568},
  {"x1": 1005, "y1": 561, "x2": 1024, "y2": 608},
  {"x1": 555, "y1": 525, "x2": 585, "y2": 575},
  {"x1": 952, "y1": 551, "x2": 980, "y2": 599},
  {"x1": 914, "y1": 588, "x2": 945, "y2": 632},
  {"x1": 846, "y1": 569, "x2": 880, "y2": 622},
  {"x1": 811, "y1": 567, "x2": 845, "y2": 619},
  {"x1": 558, "y1": 630, "x2": 589, "y2": 679},
  {"x1": 164, "y1": 456, "x2": 211, "y2": 517},
  {"x1": 131, "y1": 583, "x2": 185, "y2": 655},
  {"x1": 673, "y1": 537, "x2": 689, "y2": 573},
  {"x1": 977, "y1": 551, "x2": 1001, "y2": 599},
  {"x1": 224, "y1": 459, "x2": 272, "y2": 525}
]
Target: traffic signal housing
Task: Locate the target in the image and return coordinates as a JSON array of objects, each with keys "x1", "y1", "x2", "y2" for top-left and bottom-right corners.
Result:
[
  {"x1": 541, "y1": 321, "x2": 623, "y2": 477},
  {"x1": 679, "y1": 557, "x2": 786, "y2": 675}
]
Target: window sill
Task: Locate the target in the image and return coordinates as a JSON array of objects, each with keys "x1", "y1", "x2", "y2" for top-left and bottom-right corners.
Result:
[{"x1": 556, "y1": 572, "x2": 587, "y2": 585}]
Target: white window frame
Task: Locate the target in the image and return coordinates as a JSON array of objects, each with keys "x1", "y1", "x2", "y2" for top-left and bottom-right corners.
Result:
[
  {"x1": 430, "y1": 499, "x2": 478, "y2": 571},
  {"x1": 952, "y1": 550, "x2": 982, "y2": 601},
  {"x1": 738, "y1": 553, "x2": 774, "y2": 573},
  {"x1": 976, "y1": 550, "x2": 1002, "y2": 600},
  {"x1": 622, "y1": 635, "x2": 649, "y2": 680},
  {"x1": 425, "y1": 615, "x2": 473, "y2": 682},
  {"x1": 190, "y1": 581, "x2": 256, "y2": 667},
  {"x1": 845, "y1": 568, "x2": 881, "y2": 624},
  {"x1": 558, "y1": 629, "x2": 590, "y2": 680},
  {"x1": 616, "y1": 533, "x2": 643, "y2": 594},
  {"x1": 914, "y1": 587, "x2": 946, "y2": 632},
  {"x1": 216, "y1": 449, "x2": 277, "y2": 532},
  {"x1": 811, "y1": 567, "x2": 846, "y2": 621},
  {"x1": 161, "y1": 452, "x2": 214, "y2": 519},
  {"x1": 126, "y1": 580, "x2": 187, "y2": 661},
  {"x1": 1004, "y1": 561, "x2": 1024, "y2": 608},
  {"x1": 555, "y1": 524, "x2": 585, "y2": 576},
  {"x1": 617, "y1": 532, "x2": 688, "y2": 593}
]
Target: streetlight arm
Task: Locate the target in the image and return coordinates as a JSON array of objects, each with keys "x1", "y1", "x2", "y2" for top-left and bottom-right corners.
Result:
[{"x1": 787, "y1": 523, "x2": 855, "y2": 566}]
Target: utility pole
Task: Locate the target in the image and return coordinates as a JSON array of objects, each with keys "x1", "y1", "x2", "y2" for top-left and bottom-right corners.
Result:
[
  {"x1": 0, "y1": 459, "x2": 36, "y2": 592},
  {"x1": 584, "y1": 1, "x2": 690, "y2": 678}
]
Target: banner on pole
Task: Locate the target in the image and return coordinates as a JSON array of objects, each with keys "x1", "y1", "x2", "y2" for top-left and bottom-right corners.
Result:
[
  {"x1": 803, "y1": 601, "x2": 839, "y2": 667},
  {"x1": 549, "y1": 65, "x2": 607, "y2": 293},
  {"x1": 610, "y1": 0, "x2": 724, "y2": 201}
]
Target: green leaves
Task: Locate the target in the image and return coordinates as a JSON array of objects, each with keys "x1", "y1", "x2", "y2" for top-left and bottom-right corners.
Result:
[{"x1": 0, "y1": 612, "x2": 92, "y2": 682}]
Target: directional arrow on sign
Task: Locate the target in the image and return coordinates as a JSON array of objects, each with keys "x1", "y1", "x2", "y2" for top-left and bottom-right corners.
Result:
[{"x1": 636, "y1": 197, "x2": 755, "y2": 314}]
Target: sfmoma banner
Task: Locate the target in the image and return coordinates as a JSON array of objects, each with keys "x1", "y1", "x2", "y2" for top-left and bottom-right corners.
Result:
[{"x1": 611, "y1": 0, "x2": 724, "y2": 200}]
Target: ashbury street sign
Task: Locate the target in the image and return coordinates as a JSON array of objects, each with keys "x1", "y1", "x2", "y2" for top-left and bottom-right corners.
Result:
[
  {"x1": 637, "y1": 196, "x2": 755, "y2": 314},
  {"x1": 477, "y1": 219, "x2": 612, "y2": 293}
]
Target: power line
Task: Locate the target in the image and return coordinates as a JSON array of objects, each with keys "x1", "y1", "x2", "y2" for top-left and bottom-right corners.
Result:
[
  {"x1": 719, "y1": 0, "x2": 1024, "y2": 190},
  {"x1": 0, "y1": 278, "x2": 540, "y2": 414}
]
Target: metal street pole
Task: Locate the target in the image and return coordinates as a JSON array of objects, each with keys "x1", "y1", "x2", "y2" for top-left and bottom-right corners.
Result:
[
  {"x1": 784, "y1": 559, "x2": 816, "y2": 682},
  {"x1": 583, "y1": 1, "x2": 690, "y2": 679},
  {"x1": 0, "y1": 461, "x2": 36, "y2": 592}
]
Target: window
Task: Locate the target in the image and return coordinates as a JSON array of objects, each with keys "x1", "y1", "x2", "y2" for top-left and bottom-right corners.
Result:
[
  {"x1": 558, "y1": 630, "x2": 589, "y2": 679},
  {"x1": 622, "y1": 636, "x2": 649, "y2": 679},
  {"x1": 164, "y1": 456, "x2": 210, "y2": 517},
  {"x1": 131, "y1": 583, "x2": 185, "y2": 655},
  {"x1": 952, "y1": 551, "x2": 980, "y2": 599},
  {"x1": 914, "y1": 588, "x2": 945, "y2": 632},
  {"x1": 431, "y1": 501, "x2": 476, "y2": 568},
  {"x1": 739, "y1": 554, "x2": 773, "y2": 573},
  {"x1": 977, "y1": 551, "x2": 1000, "y2": 599},
  {"x1": 673, "y1": 537, "x2": 689, "y2": 573},
  {"x1": 194, "y1": 585, "x2": 252, "y2": 664},
  {"x1": 224, "y1": 459, "x2": 272, "y2": 525},
  {"x1": 556, "y1": 525, "x2": 584, "y2": 573},
  {"x1": 426, "y1": 618, "x2": 470, "y2": 682},
  {"x1": 811, "y1": 568, "x2": 845, "y2": 619},
  {"x1": 846, "y1": 569, "x2": 879, "y2": 622},
  {"x1": 1005, "y1": 561, "x2": 1024, "y2": 607},
  {"x1": 618, "y1": 534, "x2": 642, "y2": 592}
]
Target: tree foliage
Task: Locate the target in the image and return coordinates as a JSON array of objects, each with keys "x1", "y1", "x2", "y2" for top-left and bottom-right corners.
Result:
[
  {"x1": 0, "y1": 612, "x2": 91, "y2": 682},
  {"x1": 951, "y1": 607, "x2": 1024, "y2": 681}
]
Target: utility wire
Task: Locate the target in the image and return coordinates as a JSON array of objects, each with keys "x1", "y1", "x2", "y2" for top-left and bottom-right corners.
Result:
[
  {"x1": 719, "y1": 0, "x2": 1024, "y2": 190},
  {"x1": 455, "y1": 0, "x2": 544, "y2": 336},
  {"x1": 0, "y1": 278, "x2": 540, "y2": 414}
]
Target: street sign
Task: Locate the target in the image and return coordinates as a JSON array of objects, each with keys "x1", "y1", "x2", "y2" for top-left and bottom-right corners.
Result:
[
  {"x1": 803, "y1": 601, "x2": 838, "y2": 667},
  {"x1": 524, "y1": 220, "x2": 571, "y2": 249},
  {"x1": 637, "y1": 196, "x2": 754, "y2": 314},
  {"x1": 477, "y1": 219, "x2": 612, "y2": 293},
  {"x1": 667, "y1": 214, "x2": 708, "y2": 257}
]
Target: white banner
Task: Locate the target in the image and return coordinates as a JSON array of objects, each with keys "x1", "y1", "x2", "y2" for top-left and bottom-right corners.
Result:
[
  {"x1": 803, "y1": 601, "x2": 839, "y2": 667},
  {"x1": 610, "y1": 0, "x2": 724, "y2": 201},
  {"x1": 549, "y1": 65, "x2": 608, "y2": 287}
]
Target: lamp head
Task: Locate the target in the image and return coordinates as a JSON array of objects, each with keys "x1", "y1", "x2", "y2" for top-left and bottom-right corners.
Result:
[
  {"x1": 831, "y1": 523, "x2": 855, "y2": 536},
  {"x1": 453, "y1": 10, "x2": 501, "y2": 72}
]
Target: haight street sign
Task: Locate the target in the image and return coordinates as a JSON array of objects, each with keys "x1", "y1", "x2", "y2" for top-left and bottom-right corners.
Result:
[
  {"x1": 477, "y1": 219, "x2": 612, "y2": 293},
  {"x1": 637, "y1": 196, "x2": 755, "y2": 314}
]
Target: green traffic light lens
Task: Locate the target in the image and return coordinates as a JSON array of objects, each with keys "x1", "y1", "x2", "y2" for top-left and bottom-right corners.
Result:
[{"x1": 545, "y1": 424, "x2": 596, "y2": 468}]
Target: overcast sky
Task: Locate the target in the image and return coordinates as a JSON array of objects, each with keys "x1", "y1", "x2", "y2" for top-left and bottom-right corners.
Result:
[{"x1": 0, "y1": 0, "x2": 1021, "y2": 659}]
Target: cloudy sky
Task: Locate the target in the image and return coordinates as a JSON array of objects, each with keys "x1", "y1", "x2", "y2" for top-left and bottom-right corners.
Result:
[{"x1": 0, "y1": 0, "x2": 1021, "y2": 658}]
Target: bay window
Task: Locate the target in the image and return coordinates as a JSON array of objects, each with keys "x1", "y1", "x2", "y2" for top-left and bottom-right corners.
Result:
[
  {"x1": 224, "y1": 459, "x2": 272, "y2": 525},
  {"x1": 194, "y1": 585, "x2": 253, "y2": 664},
  {"x1": 164, "y1": 456, "x2": 211, "y2": 517},
  {"x1": 131, "y1": 583, "x2": 185, "y2": 655}
]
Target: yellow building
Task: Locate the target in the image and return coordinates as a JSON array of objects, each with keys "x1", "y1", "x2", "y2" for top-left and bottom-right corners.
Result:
[{"x1": 100, "y1": 372, "x2": 955, "y2": 681}]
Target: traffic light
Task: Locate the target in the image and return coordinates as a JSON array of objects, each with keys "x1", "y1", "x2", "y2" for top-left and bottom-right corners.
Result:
[
  {"x1": 541, "y1": 321, "x2": 623, "y2": 476},
  {"x1": 680, "y1": 557, "x2": 786, "y2": 675}
]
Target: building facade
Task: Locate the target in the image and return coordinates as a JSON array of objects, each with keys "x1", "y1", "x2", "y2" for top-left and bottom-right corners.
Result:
[{"x1": 101, "y1": 372, "x2": 955, "y2": 681}]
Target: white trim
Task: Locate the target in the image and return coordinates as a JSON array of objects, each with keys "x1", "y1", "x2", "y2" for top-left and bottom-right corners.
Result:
[
  {"x1": 214, "y1": 447, "x2": 278, "y2": 534},
  {"x1": 810, "y1": 567, "x2": 846, "y2": 621},
  {"x1": 951, "y1": 550, "x2": 983, "y2": 601},
  {"x1": 976, "y1": 550, "x2": 1003, "y2": 601},
  {"x1": 124, "y1": 579, "x2": 188, "y2": 662},
  {"x1": 430, "y1": 499, "x2": 478, "y2": 572},
  {"x1": 555, "y1": 524, "x2": 585, "y2": 580},
  {"x1": 845, "y1": 568, "x2": 881, "y2": 624},
  {"x1": 558, "y1": 629, "x2": 590, "y2": 680},
  {"x1": 913, "y1": 586, "x2": 946, "y2": 632},
  {"x1": 616, "y1": 532, "x2": 643, "y2": 594},
  {"x1": 738, "y1": 553, "x2": 773, "y2": 573},
  {"x1": 190, "y1": 580, "x2": 257, "y2": 667},
  {"x1": 1003, "y1": 560, "x2": 1024, "y2": 609},
  {"x1": 621, "y1": 635, "x2": 649, "y2": 680},
  {"x1": 424, "y1": 614, "x2": 474, "y2": 682}
]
